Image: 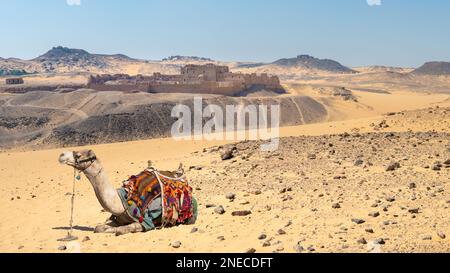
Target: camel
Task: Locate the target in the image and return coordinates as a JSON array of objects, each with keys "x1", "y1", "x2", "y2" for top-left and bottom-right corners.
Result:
[{"x1": 58, "y1": 150, "x2": 197, "y2": 236}]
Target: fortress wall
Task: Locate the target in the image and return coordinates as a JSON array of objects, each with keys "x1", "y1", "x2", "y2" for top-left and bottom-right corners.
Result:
[
  {"x1": 243, "y1": 74, "x2": 281, "y2": 88},
  {"x1": 148, "y1": 82, "x2": 243, "y2": 96},
  {"x1": 88, "y1": 83, "x2": 148, "y2": 92},
  {"x1": 87, "y1": 64, "x2": 284, "y2": 95}
]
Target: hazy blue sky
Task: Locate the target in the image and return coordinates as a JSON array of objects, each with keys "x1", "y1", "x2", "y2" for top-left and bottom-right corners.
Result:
[{"x1": 1, "y1": 0, "x2": 449, "y2": 67}]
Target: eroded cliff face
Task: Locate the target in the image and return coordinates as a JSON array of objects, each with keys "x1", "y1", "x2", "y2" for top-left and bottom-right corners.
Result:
[{"x1": 0, "y1": 90, "x2": 327, "y2": 149}]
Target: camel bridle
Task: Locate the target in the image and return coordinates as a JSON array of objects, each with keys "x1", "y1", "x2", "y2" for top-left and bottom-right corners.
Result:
[
  {"x1": 58, "y1": 151, "x2": 102, "y2": 242},
  {"x1": 73, "y1": 151, "x2": 97, "y2": 171}
]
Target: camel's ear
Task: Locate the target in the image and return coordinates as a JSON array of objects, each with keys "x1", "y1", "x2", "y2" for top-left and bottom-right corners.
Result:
[
  {"x1": 73, "y1": 151, "x2": 82, "y2": 159},
  {"x1": 176, "y1": 163, "x2": 185, "y2": 177},
  {"x1": 87, "y1": 150, "x2": 96, "y2": 159}
]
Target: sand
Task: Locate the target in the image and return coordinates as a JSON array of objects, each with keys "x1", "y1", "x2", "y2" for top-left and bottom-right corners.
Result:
[{"x1": 0, "y1": 92, "x2": 449, "y2": 252}]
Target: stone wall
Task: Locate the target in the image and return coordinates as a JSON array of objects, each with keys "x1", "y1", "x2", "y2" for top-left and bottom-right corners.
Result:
[
  {"x1": 149, "y1": 81, "x2": 245, "y2": 96},
  {"x1": 5, "y1": 78, "x2": 24, "y2": 85},
  {"x1": 87, "y1": 64, "x2": 284, "y2": 96}
]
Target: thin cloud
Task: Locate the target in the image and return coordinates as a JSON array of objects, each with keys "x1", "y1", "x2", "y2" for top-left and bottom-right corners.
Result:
[
  {"x1": 66, "y1": 0, "x2": 81, "y2": 6},
  {"x1": 367, "y1": 0, "x2": 382, "y2": 6}
]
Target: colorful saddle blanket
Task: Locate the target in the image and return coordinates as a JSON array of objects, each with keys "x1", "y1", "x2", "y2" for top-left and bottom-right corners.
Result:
[{"x1": 119, "y1": 168, "x2": 195, "y2": 231}]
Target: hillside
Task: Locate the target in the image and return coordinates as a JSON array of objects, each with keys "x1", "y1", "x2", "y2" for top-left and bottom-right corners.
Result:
[
  {"x1": 272, "y1": 55, "x2": 355, "y2": 73},
  {"x1": 0, "y1": 46, "x2": 178, "y2": 75},
  {"x1": 412, "y1": 62, "x2": 450, "y2": 75},
  {"x1": 0, "y1": 90, "x2": 331, "y2": 149},
  {"x1": 162, "y1": 55, "x2": 214, "y2": 62},
  {"x1": 353, "y1": 66, "x2": 414, "y2": 74},
  {"x1": 231, "y1": 55, "x2": 358, "y2": 80},
  {"x1": 1, "y1": 48, "x2": 359, "y2": 77}
]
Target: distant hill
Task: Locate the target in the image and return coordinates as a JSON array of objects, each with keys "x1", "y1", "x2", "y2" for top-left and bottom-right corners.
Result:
[
  {"x1": 162, "y1": 55, "x2": 214, "y2": 62},
  {"x1": 353, "y1": 66, "x2": 413, "y2": 74},
  {"x1": 32, "y1": 47, "x2": 106, "y2": 71},
  {"x1": 34, "y1": 47, "x2": 93, "y2": 62},
  {"x1": 272, "y1": 55, "x2": 355, "y2": 73},
  {"x1": 31, "y1": 46, "x2": 140, "y2": 72},
  {"x1": 412, "y1": 62, "x2": 450, "y2": 75},
  {"x1": 34, "y1": 46, "x2": 135, "y2": 62},
  {"x1": 2, "y1": 47, "x2": 449, "y2": 79}
]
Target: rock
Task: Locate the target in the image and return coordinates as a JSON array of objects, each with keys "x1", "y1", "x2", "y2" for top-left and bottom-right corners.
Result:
[
  {"x1": 357, "y1": 238, "x2": 368, "y2": 245},
  {"x1": 422, "y1": 235, "x2": 432, "y2": 241},
  {"x1": 171, "y1": 241, "x2": 182, "y2": 248},
  {"x1": 294, "y1": 244, "x2": 305, "y2": 253},
  {"x1": 285, "y1": 220, "x2": 293, "y2": 227},
  {"x1": 307, "y1": 153, "x2": 317, "y2": 160},
  {"x1": 189, "y1": 166, "x2": 203, "y2": 171},
  {"x1": 409, "y1": 182, "x2": 417, "y2": 189},
  {"x1": 437, "y1": 231, "x2": 446, "y2": 239},
  {"x1": 444, "y1": 159, "x2": 450, "y2": 165},
  {"x1": 333, "y1": 175, "x2": 347, "y2": 180},
  {"x1": 205, "y1": 204, "x2": 216, "y2": 208},
  {"x1": 354, "y1": 159, "x2": 364, "y2": 166},
  {"x1": 217, "y1": 236, "x2": 225, "y2": 241},
  {"x1": 276, "y1": 246, "x2": 285, "y2": 252},
  {"x1": 332, "y1": 203, "x2": 341, "y2": 209},
  {"x1": 232, "y1": 210, "x2": 252, "y2": 217},
  {"x1": 245, "y1": 248, "x2": 256, "y2": 253},
  {"x1": 369, "y1": 212, "x2": 380, "y2": 218},
  {"x1": 226, "y1": 193, "x2": 236, "y2": 200},
  {"x1": 365, "y1": 228, "x2": 374, "y2": 233},
  {"x1": 214, "y1": 205, "x2": 226, "y2": 215},
  {"x1": 82, "y1": 236, "x2": 91, "y2": 242},
  {"x1": 352, "y1": 218, "x2": 366, "y2": 224},
  {"x1": 190, "y1": 227, "x2": 199, "y2": 233},
  {"x1": 58, "y1": 246, "x2": 67, "y2": 251},
  {"x1": 386, "y1": 161, "x2": 401, "y2": 172},
  {"x1": 375, "y1": 238, "x2": 386, "y2": 245},
  {"x1": 385, "y1": 197, "x2": 396, "y2": 202},
  {"x1": 258, "y1": 234, "x2": 267, "y2": 240},
  {"x1": 307, "y1": 246, "x2": 316, "y2": 252},
  {"x1": 408, "y1": 208, "x2": 420, "y2": 214},
  {"x1": 221, "y1": 147, "x2": 237, "y2": 161},
  {"x1": 277, "y1": 229, "x2": 287, "y2": 235},
  {"x1": 432, "y1": 164, "x2": 441, "y2": 171},
  {"x1": 262, "y1": 241, "x2": 271, "y2": 247}
]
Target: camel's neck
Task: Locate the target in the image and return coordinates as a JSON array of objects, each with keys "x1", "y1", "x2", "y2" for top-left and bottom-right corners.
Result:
[{"x1": 83, "y1": 161, "x2": 126, "y2": 216}]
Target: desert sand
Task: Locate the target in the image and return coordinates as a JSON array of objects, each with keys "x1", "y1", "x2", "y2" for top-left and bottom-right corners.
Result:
[{"x1": 0, "y1": 90, "x2": 449, "y2": 252}]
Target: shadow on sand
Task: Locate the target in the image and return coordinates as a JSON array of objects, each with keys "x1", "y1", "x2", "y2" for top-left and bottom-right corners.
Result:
[{"x1": 52, "y1": 226, "x2": 95, "y2": 232}]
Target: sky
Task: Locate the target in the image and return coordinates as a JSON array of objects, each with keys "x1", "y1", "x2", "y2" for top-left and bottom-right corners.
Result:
[{"x1": 0, "y1": 0, "x2": 449, "y2": 67}]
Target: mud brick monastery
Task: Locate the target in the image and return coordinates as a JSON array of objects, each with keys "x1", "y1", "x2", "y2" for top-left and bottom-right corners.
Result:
[{"x1": 88, "y1": 64, "x2": 283, "y2": 96}]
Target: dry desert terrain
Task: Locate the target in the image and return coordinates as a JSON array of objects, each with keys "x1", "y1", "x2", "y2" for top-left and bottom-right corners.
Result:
[
  {"x1": 0, "y1": 96, "x2": 449, "y2": 253},
  {"x1": 1, "y1": 50, "x2": 450, "y2": 253}
]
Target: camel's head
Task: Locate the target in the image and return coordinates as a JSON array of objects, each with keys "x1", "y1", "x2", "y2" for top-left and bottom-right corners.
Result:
[{"x1": 59, "y1": 150, "x2": 97, "y2": 171}]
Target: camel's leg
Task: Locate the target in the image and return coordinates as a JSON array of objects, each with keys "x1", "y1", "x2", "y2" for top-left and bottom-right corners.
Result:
[
  {"x1": 94, "y1": 222, "x2": 119, "y2": 234},
  {"x1": 94, "y1": 222, "x2": 143, "y2": 235},
  {"x1": 114, "y1": 222, "x2": 144, "y2": 236}
]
